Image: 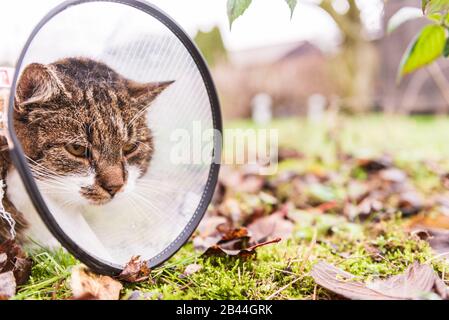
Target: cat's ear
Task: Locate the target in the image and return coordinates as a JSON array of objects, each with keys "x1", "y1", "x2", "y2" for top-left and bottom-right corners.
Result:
[
  {"x1": 127, "y1": 80, "x2": 174, "y2": 107},
  {"x1": 15, "y1": 63, "x2": 65, "y2": 108}
]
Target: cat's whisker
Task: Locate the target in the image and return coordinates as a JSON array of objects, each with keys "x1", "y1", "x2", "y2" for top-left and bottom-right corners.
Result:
[
  {"x1": 31, "y1": 173, "x2": 76, "y2": 187},
  {"x1": 136, "y1": 185, "x2": 178, "y2": 195},
  {"x1": 26, "y1": 158, "x2": 70, "y2": 178},
  {"x1": 126, "y1": 194, "x2": 154, "y2": 221},
  {"x1": 135, "y1": 184, "x2": 176, "y2": 196},
  {"x1": 137, "y1": 179, "x2": 179, "y2": 189},
  {"x1": 130, "y1": 192, "x2": 166, "y2": 220}
]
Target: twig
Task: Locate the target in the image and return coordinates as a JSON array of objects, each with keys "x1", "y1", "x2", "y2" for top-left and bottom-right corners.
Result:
[
  {"x1": 266, "y1": 275, "x2": 306, "y2": 300},
  {"x1": 266, "y1": 228, "x2": 317, "y2": 300},
  {"x1": 425, "y1": 251, "x2": 449, "y2": 264},
  {"x1": 427, "y1": 63, "x2": 449, "y2": 112}
]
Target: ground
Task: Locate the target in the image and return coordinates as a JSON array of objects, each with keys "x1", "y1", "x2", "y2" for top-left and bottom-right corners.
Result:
[{"x1": 13, "y1": 115, "x2": 449, "y2": 300}]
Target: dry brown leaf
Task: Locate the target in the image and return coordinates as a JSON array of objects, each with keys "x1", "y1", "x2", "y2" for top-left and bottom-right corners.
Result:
[
  {"x1": 310, "y1": 261, "x2": 393, "y2": 300},
  {"x1": 406, "y1": 213, "x2": 449, "y2": 254},
  {"x1": 193, "y1": 235, "x2": 221, "y2": 251},
  {"x1": 218, "y1": 227, "x2": 249, "y2": 242},
  {"x1": 127, "y1": 290, "x2": 160, "y2": 300},
  {"x1": 70, "y1": 265, "x2": 122, "y2": 300},
  {"x1": 407, "y1": 213, "x2": 449, "y2": 230},
  {"x1": 411, "y1": 227, "x2": 449, "y2": 255},
  {"x1": 181, "y1": 264, "x2": 203, "y2": 278},
  {"x1": 196, "y1": 215, "x2": 228, "y2": 238},
  {"x1": 357, "y1": 157, "x2": 392, "y2": 173},
  {"x1": 278, "y1": 147, "x2": 304, "y2": 162},
  {"x1": 379, "y1": 168, "x2": 407, "y2": 183},
  {"x1": 202, "y1": 238, "x2": 281, "y2": 259},
  {"x1": 0, "y1": 271, "x2": 16, "y2": 299},
  {"x1": 247, "y1": 212, "x2": 294, "y2": 242},
  {"x1": 0, "y1": 253, "x2": 6, "y2": 271},
  {"x1": 398, "y1": 191, "x2": 424, "y2": 216},
  {"x1": 195, "y1": 226, "x2": 250, "y2": 252},
  {"x1": 0, "y1": 240, "x2": 32, "y2": 286},
  {"x1": 311, "y1": 261, "x2": 448, "y2": 300},
  {"x1": 367, "y1": 263, "x2": 446, "y2": 299},
  {"x1": 117, "y1": 256, "x2": 151, "y2": 283}
]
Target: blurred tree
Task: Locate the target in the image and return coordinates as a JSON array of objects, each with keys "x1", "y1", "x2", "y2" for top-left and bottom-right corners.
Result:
[
  {"x1": 319, "y1": 0, "x2": 378, "y2": 112},
  {"x1": 227, "y1": 0, "x2": 379, "y2": 112},
  {"x1": 194, "y1": 26, "x2": 228, "y2": 67}
]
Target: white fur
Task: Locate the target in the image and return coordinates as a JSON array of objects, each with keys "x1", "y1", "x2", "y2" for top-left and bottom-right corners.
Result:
[{"x1": 6, "y1": 165, "x2": 142, "y2": 263}]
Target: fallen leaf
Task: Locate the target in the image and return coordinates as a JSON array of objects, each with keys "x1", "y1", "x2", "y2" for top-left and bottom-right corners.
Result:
[
  {"x1": 407, "y1": 213, "x2": 449, "y2": 230},
  {"x1": 367, "y1": 263, "x2": 447, "y2": 299},
  {"x1": 0, "y1": 271, "x2": 16, "y2": 299},
  {"x1": 410, "y1": 229, "x2": 431, "y2": 241},
  {"x1": 193, "y1": 235, "x2": 222, "y2": 251},
  {"x1": 427, "y1": 229, "x2": 449, "y2": 255},
  {"x1": 278, "y1": 147, "x2": 304, "y2": 161},
  {"x1": 311, "y1": 261, "x2": 448, "y2": 300},
  {"x1": 406, "y1": 213, "x2": 449, "y2": 254},
  {"x1": 0, "y1": 240, "x2": 32, "y2": 286},
  {"x1": 219, "y1": 167, "x2": 264, "y2": 194},
  {"x1": 196, "y1": 215, "x2": 228, "y2": 238},
  {"x1": 247, "y1": 212, "x2": 294, "y2": 242},
  {"x1": 357, "y1": 157, "x2": 392, "y2": 173},
  {"x1": 13, "y1": 257, "x2": 32, "y2": 286},
  {"x1": 118, "y1": 256, "x2": 151, "y2": 283},
  {"x1": 218, "y1": 227, "x2": 249, "y2": 243},
  {"x1": 202, "y1": 238, "x2": 281, "y2": 260},
  {"x1": 70, "y1": 265, "x2": 122, "y2": 300},
  {"x1": 0, "y1": 253, "x2": 6, "y2": 271},
  {"x1": 181, "y1": 264, "x2": 203, "y2": 278},
  {"x1": 379, "y1": 168, "x2": 407, "y2": 183},
  {"x1": 398, "y1": 191, "x2": 424, "y2": 216},
  {"x1": 410, "y1": 227, "x2": 449, "y2": 255},
  {"x1": 127, "y1": 290, "x2": 160, "y2": 300}
]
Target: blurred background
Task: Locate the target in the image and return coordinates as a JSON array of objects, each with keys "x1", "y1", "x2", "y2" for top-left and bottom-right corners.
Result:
[
  {"x1": 2, "y1": 0, "x2": 449, "y2": 162},
  {"x1": 2, "y1": 0, "x2": 446, "y2": 116}
]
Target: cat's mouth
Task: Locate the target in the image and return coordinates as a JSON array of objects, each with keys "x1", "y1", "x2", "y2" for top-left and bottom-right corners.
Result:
[{"x1": 80, "y1": 185, "x2": 124, "y2": 205}]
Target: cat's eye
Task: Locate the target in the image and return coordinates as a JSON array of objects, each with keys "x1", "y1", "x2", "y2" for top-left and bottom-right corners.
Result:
[
  {"x1": 123, "y1": 142, "x2": 138, "y2": 155},
  {"x1": 65, "y1": 144, "x2": 89, "y2": 158}
]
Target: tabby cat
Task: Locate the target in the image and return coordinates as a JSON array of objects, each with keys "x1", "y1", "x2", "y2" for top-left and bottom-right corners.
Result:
[{"x1": 0, "y1": 57, "x2": 173, "y2": 246}]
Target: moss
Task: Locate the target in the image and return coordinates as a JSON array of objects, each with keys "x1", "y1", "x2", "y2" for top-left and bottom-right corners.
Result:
[
  {"x1": 14, "y1": 215, "x2": 446, "y2": 300},
  {"x1": 12, "y1": 115, "x2": 449, "y2": 300}
]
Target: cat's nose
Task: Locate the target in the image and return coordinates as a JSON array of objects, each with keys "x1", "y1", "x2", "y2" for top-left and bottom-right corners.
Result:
[
  {"x1": 104, "y1": 184, "x2": 123, "y2": 196},
  {"x1": 98, "y1": 166, "x2": 125, "y2": 197}
]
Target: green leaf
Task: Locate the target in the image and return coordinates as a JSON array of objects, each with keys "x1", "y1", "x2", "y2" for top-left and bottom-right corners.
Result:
[
  {"x1": 427, "y1": 12, "x2": 443, "y2": 22},
  {"x1": 423, "y1": 0, "x2": 449, "y2": 15},
  {"x1": 398, "y1": 24, "x2": 446, "y2": 81},
  {"x1": 444, "y1": 37, "x2": 449, "y2": 57},
  {"x1": 227, "y1": 0, "x2": 253, "y2": 29},
  {"x1": 285, "y1": 0, "x2": 297, "y2": 18},
  {"x1": 387, "y1": 7, "x2": 423, "y2": 34}
]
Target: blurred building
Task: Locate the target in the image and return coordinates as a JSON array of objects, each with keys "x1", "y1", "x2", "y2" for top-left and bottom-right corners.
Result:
[{"x1": 212, "y1": 41, "x2": 336, "y2": 119}]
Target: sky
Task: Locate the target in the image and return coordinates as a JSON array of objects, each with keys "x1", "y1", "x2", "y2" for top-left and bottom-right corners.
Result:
[{"x1": 0, "y1": 0, "x2": 384, "y2": 65}]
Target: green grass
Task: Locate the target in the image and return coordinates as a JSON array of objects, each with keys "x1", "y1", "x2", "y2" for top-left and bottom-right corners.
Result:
[
  {"x1": 15, "y1": 217, "x2": 447, "y2": 300},
  {"x1": 227, "y1": 114, "x2": 449, "y2": 163},
  {"x1": 13, "y1": 114, "x2": 449, "y2": 300}
]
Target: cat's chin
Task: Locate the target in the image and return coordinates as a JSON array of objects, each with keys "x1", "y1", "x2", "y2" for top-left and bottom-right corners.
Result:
[
  {"x1": 84, "y1": 197, "x2": 113, "y2": 206},
  {"x1": 81, "y1": 189, "x2": 128, "y2": 207}
]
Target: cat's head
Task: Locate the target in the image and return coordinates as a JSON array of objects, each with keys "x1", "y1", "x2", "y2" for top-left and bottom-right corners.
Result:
[{"x1": 13, "y1": 57, "x2": 173, "y2": 205}]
